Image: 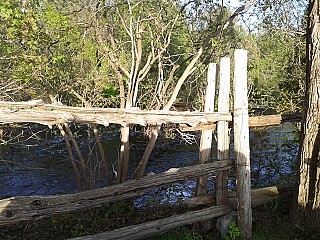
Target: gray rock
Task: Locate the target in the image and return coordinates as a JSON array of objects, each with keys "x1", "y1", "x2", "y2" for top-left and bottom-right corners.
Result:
[{"x1": 216, "y1": 211, "x2": 238, "y2": 239}]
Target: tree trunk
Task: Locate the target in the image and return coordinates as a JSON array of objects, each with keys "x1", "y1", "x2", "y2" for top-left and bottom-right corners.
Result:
[
  {"x1": 134, "y1": 125, "x2": 161, "y2": 179},
  {"x1": 291, "y1": 0, "x2": 320, "y2": 227},
  {"x1": 117, "y1": 125, "x2": 130, "y2": 183},
  {"x1": 0, "y1": 126, "x2": 3, "y2": 159}
]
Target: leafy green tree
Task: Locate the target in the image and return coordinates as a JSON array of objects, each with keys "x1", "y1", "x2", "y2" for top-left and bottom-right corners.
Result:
[
  {"x1": 230, "y1": 0, "x2": 306, "y2": 115},
  {"x1": 0, "y1": 0, "x2": 50, "y2": 100},
  {"x1": 248, "y1": 28, "x2": 305, "y2": 113}
]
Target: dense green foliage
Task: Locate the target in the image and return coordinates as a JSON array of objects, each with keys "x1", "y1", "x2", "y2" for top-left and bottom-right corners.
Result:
[
  {"x1": 0, "y1": 0, "x2": 307, "y2": 112},
  {"x1": 248, "y1": 28, "x2": 305, "y2": 113}
]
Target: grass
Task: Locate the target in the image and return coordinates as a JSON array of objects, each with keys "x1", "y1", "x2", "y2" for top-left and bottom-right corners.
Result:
[
  {"x1": 1, "y1": 199, "x2": 320, "y2": 240},
  {"x1": 150, "y1": 227, "x2": 202, "y2": 240},
  {"x1": 251, "y1": 200, "x2": 320, "y2": 240}
]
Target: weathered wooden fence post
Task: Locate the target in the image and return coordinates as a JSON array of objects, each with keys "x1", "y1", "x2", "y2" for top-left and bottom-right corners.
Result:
[
  {"x1": 233, "y1": 49, "x2": 252, "y2": 238},
  {"x1": 196, "y1": 63, "x2": 217, "y2": 196},
  {"x1": 216, "y1": 57, "x2": 231, "y2": 205}
]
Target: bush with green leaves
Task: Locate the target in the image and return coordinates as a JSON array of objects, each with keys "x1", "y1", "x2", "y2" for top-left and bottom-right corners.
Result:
[{"x1": 224, "y1": 221, "x2": 240, "y2": 240}]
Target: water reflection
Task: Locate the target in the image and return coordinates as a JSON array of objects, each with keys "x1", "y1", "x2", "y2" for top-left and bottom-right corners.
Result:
[{"x1": 250, "y1": 122, "x2": 299, "y2": 187}]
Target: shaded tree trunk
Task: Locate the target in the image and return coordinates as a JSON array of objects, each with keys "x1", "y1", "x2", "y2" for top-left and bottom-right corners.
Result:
[{"x1": 291, "y1": 0, "x2": 320, "y2": 227}]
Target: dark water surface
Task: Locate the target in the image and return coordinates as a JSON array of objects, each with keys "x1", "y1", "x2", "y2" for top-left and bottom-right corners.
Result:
[{"x1": 0, "y1": 123, "x2": 299, "y2": 205}]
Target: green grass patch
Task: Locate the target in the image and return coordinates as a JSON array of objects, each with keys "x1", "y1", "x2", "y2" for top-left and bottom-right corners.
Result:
[{"x1": 150, "y1": 227, "x2": 203, "y2": 240}]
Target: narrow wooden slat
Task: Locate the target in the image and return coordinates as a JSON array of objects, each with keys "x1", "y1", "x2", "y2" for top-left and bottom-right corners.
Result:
[
  {"x1": 196, "y1": 63, "x2": 217, "y2": 196},
  {"x1": 216, "y1": 57, "x2": 231, "y2": 205},
  {"x1": 233, "y1": 49, "x2": 252, "y2": 238}
]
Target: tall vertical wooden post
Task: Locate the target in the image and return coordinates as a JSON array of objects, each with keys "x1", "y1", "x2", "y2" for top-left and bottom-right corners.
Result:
[
  {"x1": 216, "y1": 57, "x2": 231, "y2": 205},
  {"x1": 233, "y1": 49, "x2": 252, "y2": 238},
  {"x1": 196, "y1": 63, "x2": 217, "y2": 196}
]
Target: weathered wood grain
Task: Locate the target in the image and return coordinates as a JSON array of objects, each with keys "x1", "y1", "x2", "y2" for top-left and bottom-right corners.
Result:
[
  {"x1": 248, "y1": 115, "x2": 282, "y2": 127},
  {"x1": 71, "y1": 183, "x2": 295, "y2": 240},
  {"x1": 0, "y1": 160, "x2": 233, "y2": 226},
  {"x1": 196, "y1": 63, "x2": 217, "y2": 196},
  {"x1": 233, "y1": 49, "x2": 252, "y2": 238},
  {"x1": 216, "y1": 57, "x2": 231, "y2": 205},
  {"x1": 0, "y1": 100, "x2": 301, "y2": 129},
  {"x1": 0, "y1": 100, "x2": 231, "y2": 127},
  {"x1": 179, "y1": 113, "x2": 302, "y2": 131},
  {"x1": 184, "y1": 184, "x2": 295, "y2": 209}
]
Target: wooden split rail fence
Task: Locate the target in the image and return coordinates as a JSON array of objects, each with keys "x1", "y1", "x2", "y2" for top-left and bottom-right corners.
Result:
[{"x1": 0, "y1": 49, "x2": 300, "y2": 239}]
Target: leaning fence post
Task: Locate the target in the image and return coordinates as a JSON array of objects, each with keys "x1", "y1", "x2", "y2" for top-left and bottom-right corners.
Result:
[
  {"x1": 216, "y1": 57, "x2": 231, "y2": 205},
  {"x1": 195, "y1": 63, "x2": 217, "y2": 196},
  {"x1": 233, "y1": 49, "x2": 252, "y2": 238}
]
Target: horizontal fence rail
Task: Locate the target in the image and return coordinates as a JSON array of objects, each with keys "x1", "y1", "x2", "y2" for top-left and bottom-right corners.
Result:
[
  {"x1": 0, "y1": 100, "x2": 301, "y2": 128},
  {"x1": 71, "y1": 184, "x2": 295, "y2": 240},
  {"x1": 0, "y1": 100, "x2": 232, "y2": 127},
  {"x1": 69, "y1": 184, "x2": 295, "y2": 240},
  {"x1": 179, "y1": 113, "x2": 302, "y2": 131},
  {"x1": 72, "y1": 205, "x2": 232, "y2": 240},
  {"x1": 184, "y1": 183, "x2": 295, "y2": 209},
  {"x1": 0, "y1": 160, "x2": 233, "y2": 226}
]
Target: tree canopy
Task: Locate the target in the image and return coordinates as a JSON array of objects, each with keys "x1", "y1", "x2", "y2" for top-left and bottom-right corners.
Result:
[{"x1": 0, "y1": 0, "x2": 307, "y2": 114}]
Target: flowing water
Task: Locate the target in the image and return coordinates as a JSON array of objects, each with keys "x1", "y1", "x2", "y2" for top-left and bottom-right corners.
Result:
[{"x1": 0, "y1": 123, "x2": 299, "y2": 206}]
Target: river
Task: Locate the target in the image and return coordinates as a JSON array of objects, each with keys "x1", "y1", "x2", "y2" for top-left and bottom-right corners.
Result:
[{"x1": 0, "y1": 122, "x2": 299, "y2": 207}]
